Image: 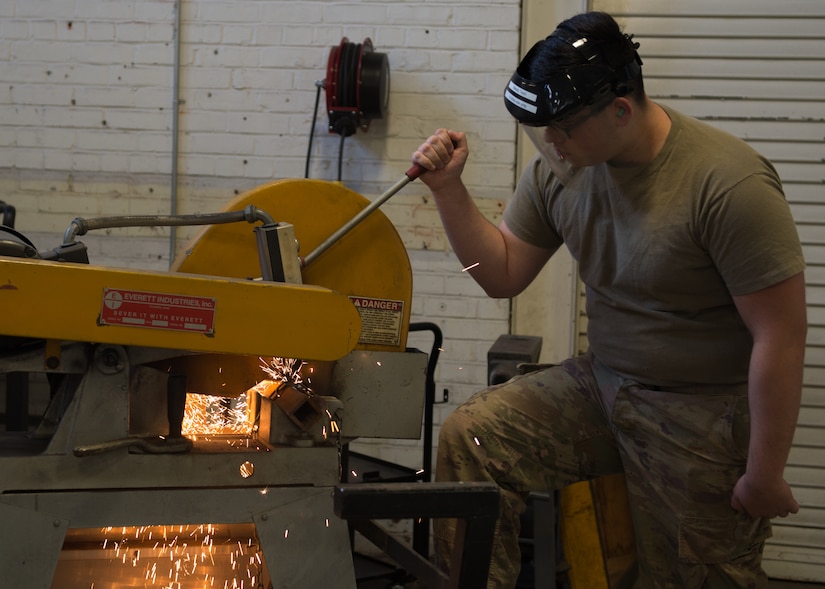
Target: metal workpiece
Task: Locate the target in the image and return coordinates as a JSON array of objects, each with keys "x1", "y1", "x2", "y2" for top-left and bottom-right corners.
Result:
[{"x1": 256, "y1": 371, "x2": 345, "y2": 447}]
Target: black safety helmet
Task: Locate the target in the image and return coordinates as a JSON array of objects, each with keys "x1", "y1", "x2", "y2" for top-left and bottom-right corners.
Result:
[{"x1": 504, "y1": 17, "x2": 643, "y2": 126}]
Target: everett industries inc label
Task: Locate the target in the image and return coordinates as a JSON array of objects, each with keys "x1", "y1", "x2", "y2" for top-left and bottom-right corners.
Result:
[
  {"x1": 100, "y1": 288, "x2": 216, "y2": 334},
  {"x1": 348, "y1": 296, "x2": 404, "y2": 346}
]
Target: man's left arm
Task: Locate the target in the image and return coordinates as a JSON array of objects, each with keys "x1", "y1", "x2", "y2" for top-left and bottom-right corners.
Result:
[{"x1": 731, "y1": 271, "x2": 807, "y2": 519}]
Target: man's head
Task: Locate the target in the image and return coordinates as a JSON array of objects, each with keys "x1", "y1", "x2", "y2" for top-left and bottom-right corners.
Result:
[{"x1": 504, "y1": 12, "x2": 643, "y2": 127}]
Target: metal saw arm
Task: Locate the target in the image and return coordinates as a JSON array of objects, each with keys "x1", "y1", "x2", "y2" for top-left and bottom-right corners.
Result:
[{"x1": 0, "y1": 256, "x2": 360, "y2": 361}]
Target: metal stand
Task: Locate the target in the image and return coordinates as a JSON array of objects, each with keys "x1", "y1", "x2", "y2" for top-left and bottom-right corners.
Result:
[
  {"x1": 334, "y1": 482, "x2": 500, "y2": 589},
  {"x1": 341, "y1": 322, "x2": 443, "y2": 560}
]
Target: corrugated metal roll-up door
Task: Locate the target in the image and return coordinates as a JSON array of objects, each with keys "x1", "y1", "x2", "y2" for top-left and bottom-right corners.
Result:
[{"x1": 569, "y1": 0, "x2": 825, "y2": 582}]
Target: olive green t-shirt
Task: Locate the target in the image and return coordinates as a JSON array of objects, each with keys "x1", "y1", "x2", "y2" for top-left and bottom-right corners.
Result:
[{"x1": 504, "y1": 105, "x2": 805, "y2": 386}]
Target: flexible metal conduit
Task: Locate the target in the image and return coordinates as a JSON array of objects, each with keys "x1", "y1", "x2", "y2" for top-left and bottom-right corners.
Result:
[
  {"x1": 169, "y1": 0, "x2": 183, "y2": 266},
  {"x1": 62, "y1": 206, "x2": 275, "y2": 245}
]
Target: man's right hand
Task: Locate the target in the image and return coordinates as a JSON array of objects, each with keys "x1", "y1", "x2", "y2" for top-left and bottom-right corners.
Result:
[{"x1": 411, "y1": 128, "x2": 469, "y2": 191}]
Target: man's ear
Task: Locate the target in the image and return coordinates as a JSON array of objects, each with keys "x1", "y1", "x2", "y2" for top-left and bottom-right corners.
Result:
[{"x1": 614, "y1": 97, "x2": 632, "y2": 123}]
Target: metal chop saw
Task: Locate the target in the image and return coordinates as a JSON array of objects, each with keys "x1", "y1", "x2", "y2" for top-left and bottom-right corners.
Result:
[{"x1": 0, "y1": 175, "x2": 434, "y2": 588}]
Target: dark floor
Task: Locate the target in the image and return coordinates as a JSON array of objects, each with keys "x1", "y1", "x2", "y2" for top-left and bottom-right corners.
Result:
[
  {"x1": 350, "y1": 535, "x2": 825, "y2": 589},
  {"x1": 356, "y1": 580, "x2": 825, "y2": 589},
  {"x1": 350, "y1": 541, "x2": 825, "y2": 589},
  {"x1": 358, "y1": 563, "x2": 825, "y2": 589}
]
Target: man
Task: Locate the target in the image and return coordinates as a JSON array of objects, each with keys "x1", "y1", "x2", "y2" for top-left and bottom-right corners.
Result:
[{"x1": 411, "y1": 11, "x2": 806, "y2": 589}]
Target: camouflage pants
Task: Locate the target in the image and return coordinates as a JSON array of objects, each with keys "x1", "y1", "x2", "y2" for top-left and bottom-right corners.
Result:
[{"x1": 434, "y1": 352, "x2": 772, "y2": 588}]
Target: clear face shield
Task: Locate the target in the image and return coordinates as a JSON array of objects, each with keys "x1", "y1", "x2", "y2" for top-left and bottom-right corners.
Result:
[
  {"x1": 503, "y1": 31, "x2": 643, "y2": 185},
  {"x1": 504, "y1": 62, "x2": 610, "y2": 185},
  {"x1": 519, "y1": 124, "x2": 575, "y2": 184}
]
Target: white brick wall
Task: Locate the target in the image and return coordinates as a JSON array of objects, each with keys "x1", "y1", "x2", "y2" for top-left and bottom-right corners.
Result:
[{"x1": 0, "y1": 0, "x2": 522, "y2": 470}]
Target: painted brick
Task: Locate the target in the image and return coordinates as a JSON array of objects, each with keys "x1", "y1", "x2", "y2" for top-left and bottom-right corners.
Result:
[
  {"x1": 43, "y1": 150, "x2": 74, "y2": 171},
  {"x1": 196, "y1": 2, "x2": 261, "y2": 24},
  {"x1": 15, "y1": 127, "x2": 71, "y2": 149},
  {"x1": 180, "y1": 67, "x2": 233, "y2": 89},
  {"x1": 259, "y1": 4, "x2": 325, "y2": 25},
  {"x1": 221, "y1": 25, "x2": 255, "y2": 46},
  {"x1": 136, "y1": 1, "x2": 177, "y2": 22},
  {"x1": 87, "y1": 22, "x2": 117, "y2": 42},
  {"x1": 11, "y1": 148, "x2": 44, "y2": 169},
  {"x1": 1, "y1": 20, "x2": 28, "y2": 41},
  {"x1": 72, "y1": 86, "x2": 137, "y2": 109},
  {"x1": 104, "y1": 110, "x2": 170, "y2": 132},
  {"x1": 73, "y1": 43, "x2": 134, "y2": 65},
  {"x1": 191, "y1": 130, "x2": 258, "y2": 155},
  {"x1": 73, "y1": 0, "x2": 135, "y2": 20},
  {"x1": 134, "y1": 45, "x2": 175, "y2": 67},
  {"x1": 454, "y1": 5, "x2": 521, "y2": 28},
  {"x1": 183, "y1": 24, "x2": 224, "y2": 46},
  {"x1": 128, "y1": 153, "x2": 168, "y2": 175},
  {"x1": 114, "y1": 22, "x2": 150, "y2": 43},
  {"x1": 28, "y1": 20, "x2": 58, "y2": 40},
  {"x1": 16, "y1": 0, "x2": 77, "y2": 19}
]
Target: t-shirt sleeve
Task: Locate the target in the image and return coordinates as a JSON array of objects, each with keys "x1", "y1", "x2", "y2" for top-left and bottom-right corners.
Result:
[
  {"x1": 701, "y1": 170, "x2": 805, "y2": 296},
  {"x1": 503, "y1": 154, "x2": 565, "y2": 251}
]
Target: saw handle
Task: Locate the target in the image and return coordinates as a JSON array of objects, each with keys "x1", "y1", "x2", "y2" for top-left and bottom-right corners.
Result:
[
  {"x1": 303, "y1": 164, "x2": 425, "y2": 268},
  {"x1": 405, "y1": 163, "x2": 426, "y2": 181},
  {"x1": 406, "y1": 135, "x2": 461, "y2": 181}
]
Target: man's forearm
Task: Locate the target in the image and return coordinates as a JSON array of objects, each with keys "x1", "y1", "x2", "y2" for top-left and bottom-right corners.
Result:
[
  {"x1": 430, "y1": 182, "x2": 512, "y2": 294},
  {"x1": 745, "y1": 338, "x2": 804, "y2": 481}
]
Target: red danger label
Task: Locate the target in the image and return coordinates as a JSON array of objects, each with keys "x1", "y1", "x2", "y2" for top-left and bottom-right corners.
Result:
[
  {"x1": 349, "y1": 297, "x2": 404, "y2": 312},
  {"x1": 99, "y1": 288, "x2": 216, "y2": 334},
  {"x1": 348, "y1": 296, "x2": 404, "y2": 346}
]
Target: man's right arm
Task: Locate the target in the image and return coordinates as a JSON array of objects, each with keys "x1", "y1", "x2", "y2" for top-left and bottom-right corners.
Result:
[{"x1": 412, "y1": 128, "x2": 554, "y2": 298}]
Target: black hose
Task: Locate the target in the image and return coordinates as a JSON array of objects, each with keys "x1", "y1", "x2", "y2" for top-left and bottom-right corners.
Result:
[
  {"x1": 339, "y1": 42, "x2": 354, "y2": 107},
  {"x1": 0, "y1": 224, "x2": 36, "y2": 249},
  {"x1": 408, "y1": 321, "x2": 443, "y2": 559},
  {"x1": 304, "y1": 81, "x2": 324, "y2": 179},
  {"x1": 0, "y1": 200, "x2": 16, "y2": 227},
  {"x1": 337, "y1": 131, "x2": 347, "y2": 182}
]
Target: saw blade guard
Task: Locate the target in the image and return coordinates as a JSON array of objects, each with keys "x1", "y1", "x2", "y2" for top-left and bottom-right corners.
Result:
[{"x1": 173, "y1": 178, "x2": 413, "y2": 354}]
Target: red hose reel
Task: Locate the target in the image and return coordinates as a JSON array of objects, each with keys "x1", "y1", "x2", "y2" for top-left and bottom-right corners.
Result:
[{"x1": 325, "y1": 37, "x2": 389, "y2": 137}]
